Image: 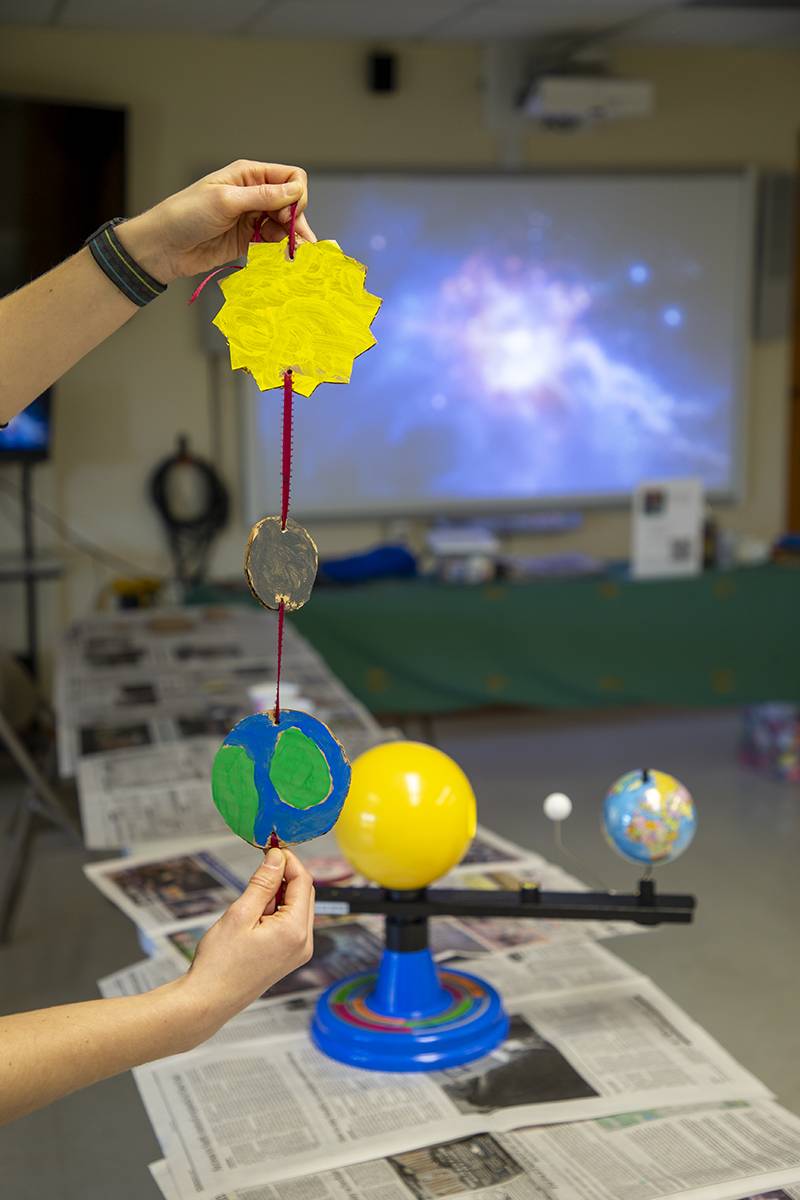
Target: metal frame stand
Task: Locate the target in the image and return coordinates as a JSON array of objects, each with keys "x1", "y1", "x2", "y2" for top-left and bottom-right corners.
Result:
[
  {"x1": 0, "y1": 462, "x2": 78, "y2": 939},
  {"x1": 0, "y1": 704, "x2": 78, "y2": 942}
]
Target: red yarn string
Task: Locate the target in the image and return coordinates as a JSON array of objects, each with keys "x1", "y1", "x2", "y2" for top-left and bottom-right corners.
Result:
[
  {"x1": 280, "y1": 370, "x2": 294, "y2": 530},
  {"x1": 267, "y1": 830, "x2": 287, "y2": 908},
  {"x1": 187, "y1": 265, "x2": 239, "y2": 304},
  {"x1": 273, "y1": 204, "x2": 298, "y2": 724},
  {"x1": 274, "y1": 600, "x2": 286, "y2": 724},
  {"x1": 273, "y1": 368, "x2": 294, "y2": 725},
  {"x1": 288, "y1": 201, "x2": 297, "y2": 259}
]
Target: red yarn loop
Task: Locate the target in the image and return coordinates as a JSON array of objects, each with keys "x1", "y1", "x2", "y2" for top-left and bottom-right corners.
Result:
[
  {"x1": 188, "y1": 200, "x2": 298, "y2": 305},
  {"x1": 288, "y1": 201, "x2": 297, "y2": 259},
  {"x1": 187, "y1": 264, "x2": 240, "y2": 305}
]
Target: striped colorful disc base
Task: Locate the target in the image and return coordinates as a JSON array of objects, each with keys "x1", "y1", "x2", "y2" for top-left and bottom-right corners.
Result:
[{"x1": 311, "y1": 954, "x2": 509, "y2": 1072}]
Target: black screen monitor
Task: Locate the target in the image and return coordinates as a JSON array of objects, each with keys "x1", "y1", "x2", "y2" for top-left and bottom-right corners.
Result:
[{"x1": 0, "y1": 95, "x2": 125, "y2": 455}]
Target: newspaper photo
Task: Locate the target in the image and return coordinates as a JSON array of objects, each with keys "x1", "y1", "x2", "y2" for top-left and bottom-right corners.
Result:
[
  {"x1": 134, "y1": 977, "x2": 771, "y2": 1193},
  {"x1": 147, "y1": 1100, "x2": 800, "y2": 1200},
  {"x1": 77, "y1": 740, "x2": 232, "y2": 849},
  {"x1": 160, "y1": 917, "x2": 384, "y2": 1002},
  {"x1": 148, "y1": 897, "x2": 539, "y2": 980},
  {"x1": 65, "y1": 688, "x2": 387, "y2": 784},
  {"x1": 84, "y1": 831, "x2": 370, "y2": 937},
  {"x1": 84, "y1": 824, "x2": 538, "y2": 936},
  {"x1": 439, "y1": 857, "x2": 644, "y2": 946},
  {"x1": 145, "y1": 923, "x2": 643, "y2": 1030},
  {"x1": 455, "y1": 827, "x2": 527, "y2": 867},
  {"x1": 85, "y1": 836, "x2": 264, "y2": 932},
  {"x1": 58, "y1": 699, "x2": 251, "y2": 778},
  {"x1": 57, "y1": 604, "x2": 273, "y2": 675}
]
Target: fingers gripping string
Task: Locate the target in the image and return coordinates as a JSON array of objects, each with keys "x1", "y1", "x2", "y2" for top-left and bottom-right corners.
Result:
[{"x1": 188, "y1": 199, "x2": 298, "y2": 304}]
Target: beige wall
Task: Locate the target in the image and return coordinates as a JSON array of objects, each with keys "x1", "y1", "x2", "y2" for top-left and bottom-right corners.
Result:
[{"x1": 0, "y1": 28, "x2": 798, "y2": 660}]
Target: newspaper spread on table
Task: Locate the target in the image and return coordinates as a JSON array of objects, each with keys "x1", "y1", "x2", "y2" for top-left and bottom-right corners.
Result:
[
  {"x1": 100, "y1": 938, "x2": 646, "y2": 1040},
  {"x1": 146, "y1": 1099, "x2": 800, "y2": 1200},
  {"x1": 67, "y1": 608, "x2": 800, "y2": 1200},
  {"x1": 92, "y1": 824, "x2": 800, "y2": 1200},
  {"x1": 60, "y1": 605, "x2": 391, "y2": 844},
  {"x1": 133, "y1": 970, "x2": 772, "y2": 1195}
]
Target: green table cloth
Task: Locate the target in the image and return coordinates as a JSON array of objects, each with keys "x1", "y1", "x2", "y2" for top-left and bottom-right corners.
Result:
[{"x1": 283, "y1": 565, "x2": 800, "y2": 715}]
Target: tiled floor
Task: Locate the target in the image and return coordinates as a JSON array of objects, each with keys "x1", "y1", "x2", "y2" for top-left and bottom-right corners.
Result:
[{"x1": 1, "y1": 706, "x2": 798, "y2": 1199}]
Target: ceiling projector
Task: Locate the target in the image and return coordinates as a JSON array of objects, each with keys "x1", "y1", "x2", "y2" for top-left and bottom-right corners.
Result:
[{"x1": 522, "y1": 75, "x2": 654, "y2": 128}]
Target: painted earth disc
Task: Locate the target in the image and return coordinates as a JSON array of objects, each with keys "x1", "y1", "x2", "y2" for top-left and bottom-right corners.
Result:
[{"x1": 211, "y1": 709, "x2": 350, "y2": 847}]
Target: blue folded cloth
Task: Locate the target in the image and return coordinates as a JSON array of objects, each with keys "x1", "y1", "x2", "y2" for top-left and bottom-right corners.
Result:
[{"x1": 319, "y1": 544, "x2": 417, "y2": 585}]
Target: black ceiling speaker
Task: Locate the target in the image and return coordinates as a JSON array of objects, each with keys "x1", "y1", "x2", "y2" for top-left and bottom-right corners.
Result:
[{"x1": 368, "y1": 51, "x2": 397, "y2": 93}]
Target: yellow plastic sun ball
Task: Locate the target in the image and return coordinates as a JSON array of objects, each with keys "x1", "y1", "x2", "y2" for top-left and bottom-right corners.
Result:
[
  {"x1": 336, "y1": 741, "x2": 477, "y2": 891},
  {"x1": 212, "y1": 239, "x2": 382, "y2": 397}
]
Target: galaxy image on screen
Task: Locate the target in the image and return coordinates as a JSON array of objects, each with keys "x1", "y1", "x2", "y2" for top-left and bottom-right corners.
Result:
[{"x1": 245, "y1": 173, "x2": 748, "y2": 518}]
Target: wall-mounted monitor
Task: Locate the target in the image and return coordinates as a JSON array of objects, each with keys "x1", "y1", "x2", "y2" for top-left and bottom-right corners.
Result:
[
  {"x1": 0, "y1": 94, "x2": 126, "y2": 459},
  {"x1": 242, "y1": 170, "x2": 753, "y2": 521},
  {"x1": 0, "y1": 391, "x2": 51, "y2": 461}
]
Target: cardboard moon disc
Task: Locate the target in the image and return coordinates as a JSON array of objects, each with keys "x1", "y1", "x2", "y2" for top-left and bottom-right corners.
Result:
[
  {"x1": 211, "y1": 709, "x2": 351, "y2": 847},
  {"x1": 245, "y1": 516, "x2": 318, "y2": 612}
]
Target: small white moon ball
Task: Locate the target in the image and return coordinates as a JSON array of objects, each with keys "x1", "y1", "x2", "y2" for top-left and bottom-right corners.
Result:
[{"x1": 544, "y1": 792, "x2": 573, "y2": 821}]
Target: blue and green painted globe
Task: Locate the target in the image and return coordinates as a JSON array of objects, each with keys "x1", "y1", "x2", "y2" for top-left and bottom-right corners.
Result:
[
  {"x1": 211, "y1": 710, "x2": 351, "y2": 847},
  {"x1": 603, "y1": 768, "x2": 696, "y2": 866}
]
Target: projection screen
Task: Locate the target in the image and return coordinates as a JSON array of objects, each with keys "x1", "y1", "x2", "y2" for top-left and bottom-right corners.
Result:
[{"x1": 241, "y1": 170, "x2": 753, "y2": 522}]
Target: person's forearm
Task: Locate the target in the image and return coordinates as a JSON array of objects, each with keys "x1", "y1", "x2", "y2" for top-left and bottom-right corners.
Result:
[
  {"x1": 0, "y1": 977, "x2": 212, "y2": 1125},
  {"x1": 0, "y1": 217, "x2": 169, "y2": 423},
  {"x1": 0, "y1": 246, "x2": 137, "y2": 423},
  {"x1": 0, "y1": 163, "x2": 311, "y2": 423}
]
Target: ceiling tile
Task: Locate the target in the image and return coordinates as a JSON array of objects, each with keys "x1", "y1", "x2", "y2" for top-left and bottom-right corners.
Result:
[
  {"x1": 58, "y1": 0, "x2": 267, "y2": 34},
  {"x1": 428, "y1": 0, "x2": 670, "y2": 41},
  {"x1": 249, "y1": 0, "x2": 467, "y2": 38},
  {"x1": 0, "y1": 0, "x2": 55, "y2": 23},
  {"x1": 5, "y1": 0, "x2": 798, "y2": 46},
  {"x1": 621, "y1": 7, "x2": 800, "y2": 44}
]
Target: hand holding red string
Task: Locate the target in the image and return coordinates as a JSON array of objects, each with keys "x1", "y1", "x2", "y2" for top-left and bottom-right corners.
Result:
[{"x1": 122, "y1": 160, "x2": 315, "y2": 286}]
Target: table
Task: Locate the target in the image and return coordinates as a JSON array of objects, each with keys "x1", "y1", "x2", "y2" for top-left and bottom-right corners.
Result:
[{"x1": 284, "y1": 564, "x2": 800, "y2": 715}]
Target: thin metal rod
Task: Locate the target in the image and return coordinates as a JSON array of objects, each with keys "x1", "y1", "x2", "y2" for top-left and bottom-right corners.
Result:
[
  {"x1": 20, "y1": 461, "x2": 38, "y2": 678},
  {"x1": 0, "y1": 705, "x2": 76, "y2": 836}
]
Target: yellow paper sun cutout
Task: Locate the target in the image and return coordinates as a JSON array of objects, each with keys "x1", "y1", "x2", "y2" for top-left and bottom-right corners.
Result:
[{"x1": 212, "y1": 239, "x2": 382, "y2": 397}]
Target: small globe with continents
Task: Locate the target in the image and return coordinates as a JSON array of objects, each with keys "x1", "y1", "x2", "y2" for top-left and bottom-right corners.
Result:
[
  {"x1": 603, "y1": 768, "x2": 696, "y2": 866},
  {"x1": 211, "y1": 710, "x2": 350, "y2": 847}
]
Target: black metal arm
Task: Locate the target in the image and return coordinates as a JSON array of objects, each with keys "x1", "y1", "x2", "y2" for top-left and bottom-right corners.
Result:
[{"x1": 315, "y1": 877, "x2": 696, "y2": 929}]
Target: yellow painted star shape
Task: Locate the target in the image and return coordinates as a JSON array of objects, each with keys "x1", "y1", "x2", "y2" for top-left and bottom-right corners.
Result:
[{"x1": 212, "y1": 238, "x2": 382, "y2": 397}]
